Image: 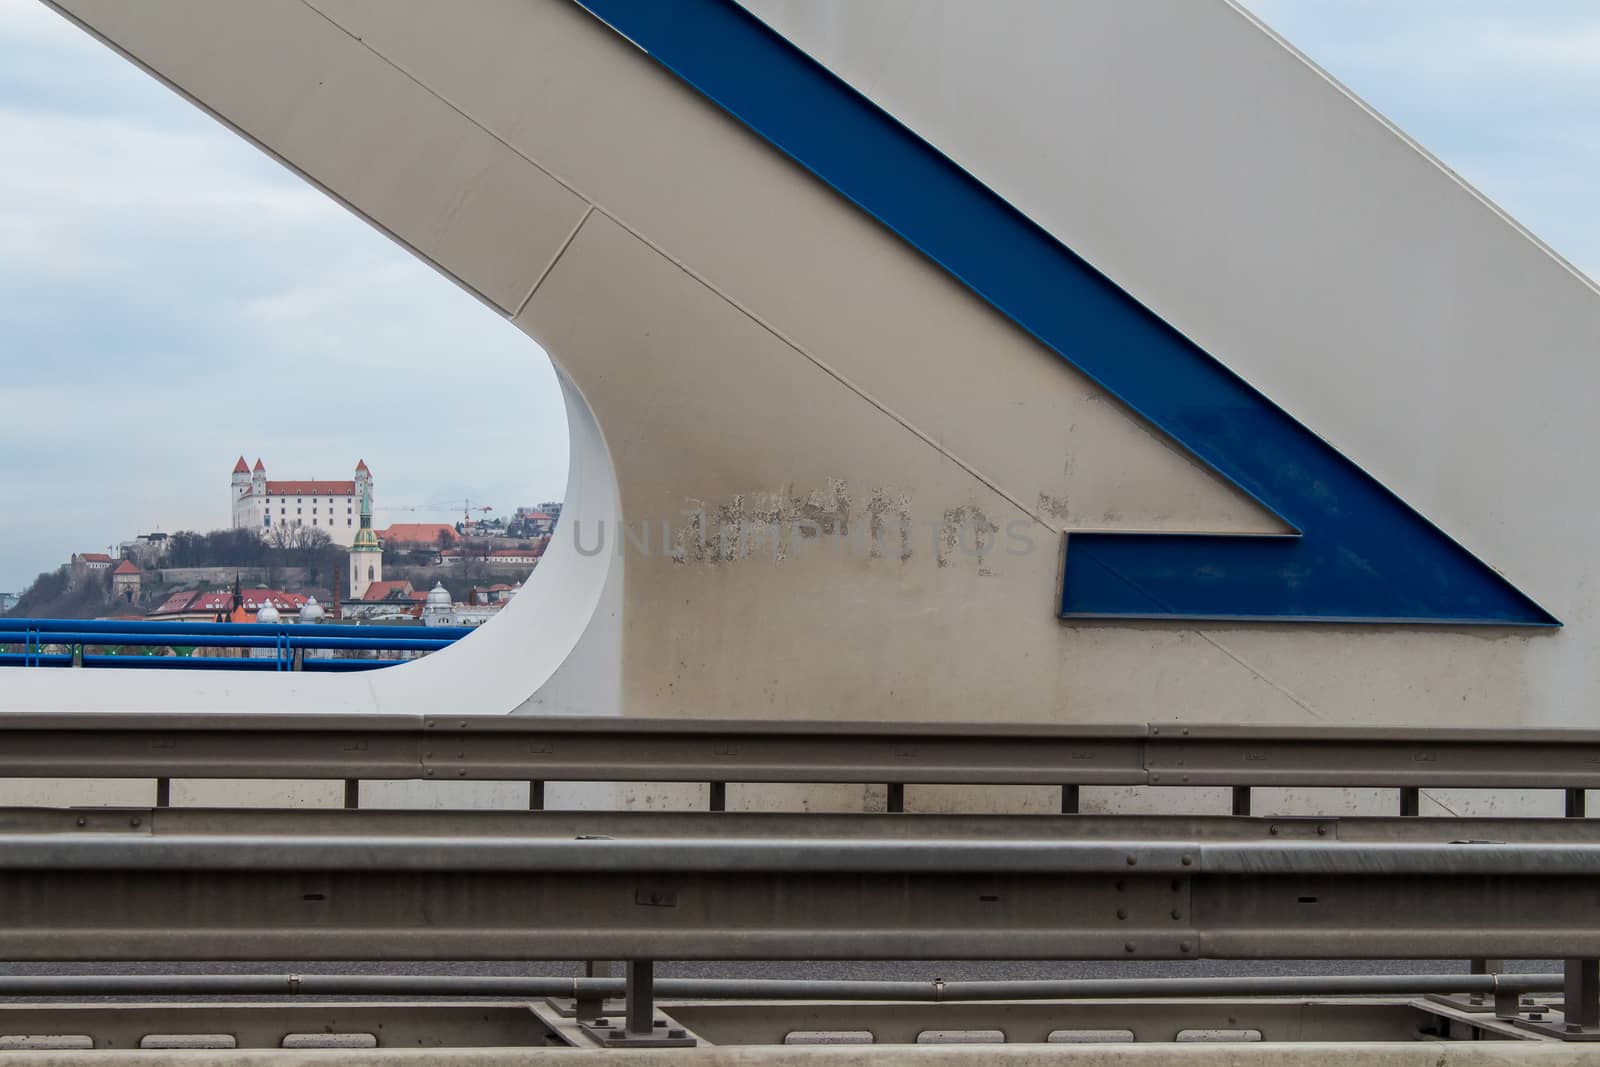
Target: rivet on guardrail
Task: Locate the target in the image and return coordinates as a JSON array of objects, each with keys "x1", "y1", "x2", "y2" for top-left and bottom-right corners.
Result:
[
  {"x1": 75, "y1": 817, "x2": 86, "y2": 827},
  {"x1": 1317, "y1": 825, "x2": 1329, "y2": 836},
  {"x1": 1171, "y1": 910, "x2": 1182, "y2": 920},
  {"x1": 129, "y1": 817, "x2": 141, "y2": 828},
  {"x1": 1150, "y1": 774, "x2": 1161, "y2": 783},
  {"x1": 1180, "y1": 942, "x2": 1194, "y2": 953},
  {"x1": 426, "y1": 720, "x2": 436, "y2": 728},
  {"x1": 1124, "y1": 941, "x2": 1137, "y2": 953},
  {"x1": 1116, "y1": 909, "x2": 1128, "y2": 920},
  {"x1": 1126, "y1": 855, "x2": 1137, "y2": 866},
  {"x1": 1269, "y1": 825, "x2": 1280, "y2": 835},
  {"x1": 457, "y1": 769, "x2": 466, "y2": 777},
  {"x1": 1181, "y1": 855, "x2": 1193, "y2": 866},
  {"x1": 425, "y1": 769, "x2": 435, "y2": 777}
]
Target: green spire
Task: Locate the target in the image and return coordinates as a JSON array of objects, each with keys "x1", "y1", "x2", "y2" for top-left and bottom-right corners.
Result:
[{"x1": 352, "y1": 478, "x2": 380, "y2": 552}]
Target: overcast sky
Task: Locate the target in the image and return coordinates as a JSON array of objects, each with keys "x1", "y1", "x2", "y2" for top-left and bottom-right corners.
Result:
[{"x1": 2, "y1": 2, "x2": 1599, "y2": 593}]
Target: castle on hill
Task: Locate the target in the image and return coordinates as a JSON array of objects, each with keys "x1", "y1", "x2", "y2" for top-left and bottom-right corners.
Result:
[{"x1": 229, "y1": 456, "x2": 373, "y2": 548}]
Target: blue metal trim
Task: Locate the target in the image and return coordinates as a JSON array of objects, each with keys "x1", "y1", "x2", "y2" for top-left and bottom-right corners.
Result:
[
  {"x1": 11, "y1": 619, "x2": 476, "y2": 640},
  {"x1": 576, "y1": 0, "x2": 1556, "y2": 626}
]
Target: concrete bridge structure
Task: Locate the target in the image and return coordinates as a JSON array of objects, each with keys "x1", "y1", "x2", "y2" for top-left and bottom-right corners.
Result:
[
  {"x1": 20, "y1": 0, "x2": 1595, "y2": 745},
  {"x1": 8, "y1": 2, "x2": 1600, "y2": 1050}
]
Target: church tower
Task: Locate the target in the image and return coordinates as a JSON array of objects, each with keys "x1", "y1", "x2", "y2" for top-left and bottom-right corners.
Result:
[{"x1": 348, "y1": 474, "x2": 382, "y2": 601}]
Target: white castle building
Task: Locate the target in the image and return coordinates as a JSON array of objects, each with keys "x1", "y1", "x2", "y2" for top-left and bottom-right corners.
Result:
[{"x1": 230, "y1": 457, "x2": 372, "y2": 548}]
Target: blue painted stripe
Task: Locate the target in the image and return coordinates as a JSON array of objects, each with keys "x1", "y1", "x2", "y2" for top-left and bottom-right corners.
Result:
[{"x1": 577, "y1": 0, "x2": 1555, "y2": 626}]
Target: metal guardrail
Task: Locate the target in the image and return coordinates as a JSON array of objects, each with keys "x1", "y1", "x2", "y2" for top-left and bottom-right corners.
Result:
[
  {"x1": 0, "y1": 713, "x2": 1596, "y2": 799},
  {"x1": 0, "y1": 618, "x2": 474, "y2": 672},
  {"x1": 1, "y1": 714, "x2": 1598, "y2": 1042},
  {"x1": 3, "y1": 807, "x2": 1599, "y2": 962}
]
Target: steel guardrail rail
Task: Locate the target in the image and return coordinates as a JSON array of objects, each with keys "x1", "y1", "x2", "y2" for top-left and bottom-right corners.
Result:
[
  {"x1": 0, "y1": 714, "x2": 1598, "y2": 789},
  {"x1": 2, "y1": 808, "x2": 1598, "y2": 961}
]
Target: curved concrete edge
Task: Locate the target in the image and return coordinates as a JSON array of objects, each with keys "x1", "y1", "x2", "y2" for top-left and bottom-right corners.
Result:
[{"x1": 0, "y1": 1040, "x2": 1589, "y2": 1064}]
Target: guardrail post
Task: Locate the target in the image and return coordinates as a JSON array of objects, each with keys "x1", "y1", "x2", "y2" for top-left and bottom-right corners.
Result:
[
  {"x1": 886, "y1": 783, "x2": 904, "y2": 813},
  {"x1": 1061, "y1": 785, "x2": 1079, "y2": 814},
  {"x1": 625, "y1": 960, "x2": 653, "y2": 1038},
  {"x1": 343, "y1": 780, "x2": 360, "y2": 809},
  {"x1": 1567, "y1": 789, "x2": 1587, "y2": 819},
  {"x1": 529, "y1": 781, "x2": 545, "y2": 811},
  {"x1": 1399, "y1": 787, "x2": 1420, "y2": 817},
  {"x1": 576, "y1": 960, "x2": 612, "y2": 1023},
  {"x1": 1566, "y1": 959, "x2": 1599, "y2": 1033},
  {"x1": 70, "y1": 644, "x2": 82, "y2": 668},
  {"x1": 1232, "y1": 786, "x2": 1252, "y2": 817},
  {"x1": 155, "y1": 778, "x2": 171, "y2": 808},
  {"x1": 708, "y1": 782, "x2": 726, "y2": 812}
]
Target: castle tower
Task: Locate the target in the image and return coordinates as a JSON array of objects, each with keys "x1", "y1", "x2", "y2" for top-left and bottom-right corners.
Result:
[
  {"x1": 251, "y1": 458, "x2": 266, "y2": 499},
  {"x1": 348, "y1": 474, "x2": 382, "y2": 601},
  {"x1": 230, "y1": 457, "x2": 250, "y2": 527}
]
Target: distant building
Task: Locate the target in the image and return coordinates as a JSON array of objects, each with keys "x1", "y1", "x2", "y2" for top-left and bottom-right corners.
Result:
[
  {"x1": 231, "y1": 456, "x2": 372, "y2": 547},
  {"x1": 119, "y1": 533, "x2": 170, "y2": 566},
  {"x1": 487, "y1": 547, "x2": 543, "y2": 565},
  {"x1": 72, "y1": 552, "x2": 114, "y2": 572},
  {"x1": 420, "y1": 581, "x2": 517, "y2": 628},
  {"x1": 150, "y1": 587, "x2": 307, "y2": 623},
  {"x1": 111, "y1": 560, "x2": 141, "y2": 604},
  {"x1": 380, "y1": 523, "x2": 459, "y2": 550},
  {"x1": 0, "y1": 592, "x2": 18, "y2": 614},
  {"x1": 513, "y1": 505, "x2": 560, "y2": 537}
]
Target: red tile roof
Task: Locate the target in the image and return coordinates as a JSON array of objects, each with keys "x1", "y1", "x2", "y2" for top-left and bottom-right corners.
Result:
[
  {"x1": 361, "y1": 580, "x2": 415, "y2": 602},
  {"x1": 253, "y1": 458, "x2": 265, "y2": 472},
  {"x1": 233, "y1": 457, "x2": 249, "y2": 474},
  {"x1": 150, "y1": 589, "x2": 307, "y2": 616},
  {"x1": 263, "y1": 480, "x2": 356, "y2": 496},
  {"x1": 112, "y1": 560, "x2": 140, "y2": 575},
  {"x1": 77, "y1": 553, "x2": 113, "y2": 563},
  {"x1": 380, "y1": 523, "x2": 459, "y2": 545},
  {"x1": 356, "y1": 458, "x2": 370, "y2": 472}
]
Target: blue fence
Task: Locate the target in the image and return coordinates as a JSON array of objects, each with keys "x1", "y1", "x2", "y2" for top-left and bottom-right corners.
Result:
[{"x1": 0, "y1": 618, "x2": 474, "y2": 673}]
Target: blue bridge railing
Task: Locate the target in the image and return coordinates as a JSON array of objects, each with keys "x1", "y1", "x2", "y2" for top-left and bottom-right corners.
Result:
[{"x1": 0, "y1": 618, "x2": 475, "y2": 673}]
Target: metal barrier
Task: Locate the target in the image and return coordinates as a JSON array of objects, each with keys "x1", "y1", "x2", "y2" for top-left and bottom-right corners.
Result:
[
  {"x1": 0, "y1": 714, "x2": 1597, "y2": 1045},
  {"x1": 0, "y1": 618, "x2": 474, "y2": 672}
]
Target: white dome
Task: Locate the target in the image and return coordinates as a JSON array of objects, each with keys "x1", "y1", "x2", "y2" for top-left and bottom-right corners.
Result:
[
  {"x1": 299, "y1": 596, "x2": 325, "y2": 623},
  {"x1": 256, "y1": 603, "x2": 281, "y2": 624},
  {"x1": 426, "y1": 582, "x2": 453, "y2": 609}
]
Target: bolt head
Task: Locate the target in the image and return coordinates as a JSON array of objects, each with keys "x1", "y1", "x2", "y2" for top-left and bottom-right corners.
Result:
[
  {"x1": 1124, "y1": 941, "x2": 1137, "y2": 953},
  {"x1": 1181, "y1": 854, "x2": 1193, "y2": 866},
  {"x1": 1180, "y1": 941, "x2": 1194, "y2": 953},
  {"x1": 668, "y1": 1029, "x2": 688, "y2": 1040},
  {"x1": 1126, "y1": 855, "x2": 1137, "y2": 866},
  {"x1": 1116, "y1": 908, "x2": 1128, "y2": 920},
  {"x1": 609, "y1": 1028, "x2": 626, "y2": 1039}
]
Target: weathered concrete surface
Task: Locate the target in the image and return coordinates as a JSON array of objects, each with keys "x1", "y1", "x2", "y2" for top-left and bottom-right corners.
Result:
[{"x1": 0, "y1": 1040, "x2": 1593, "y2": 1065}]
